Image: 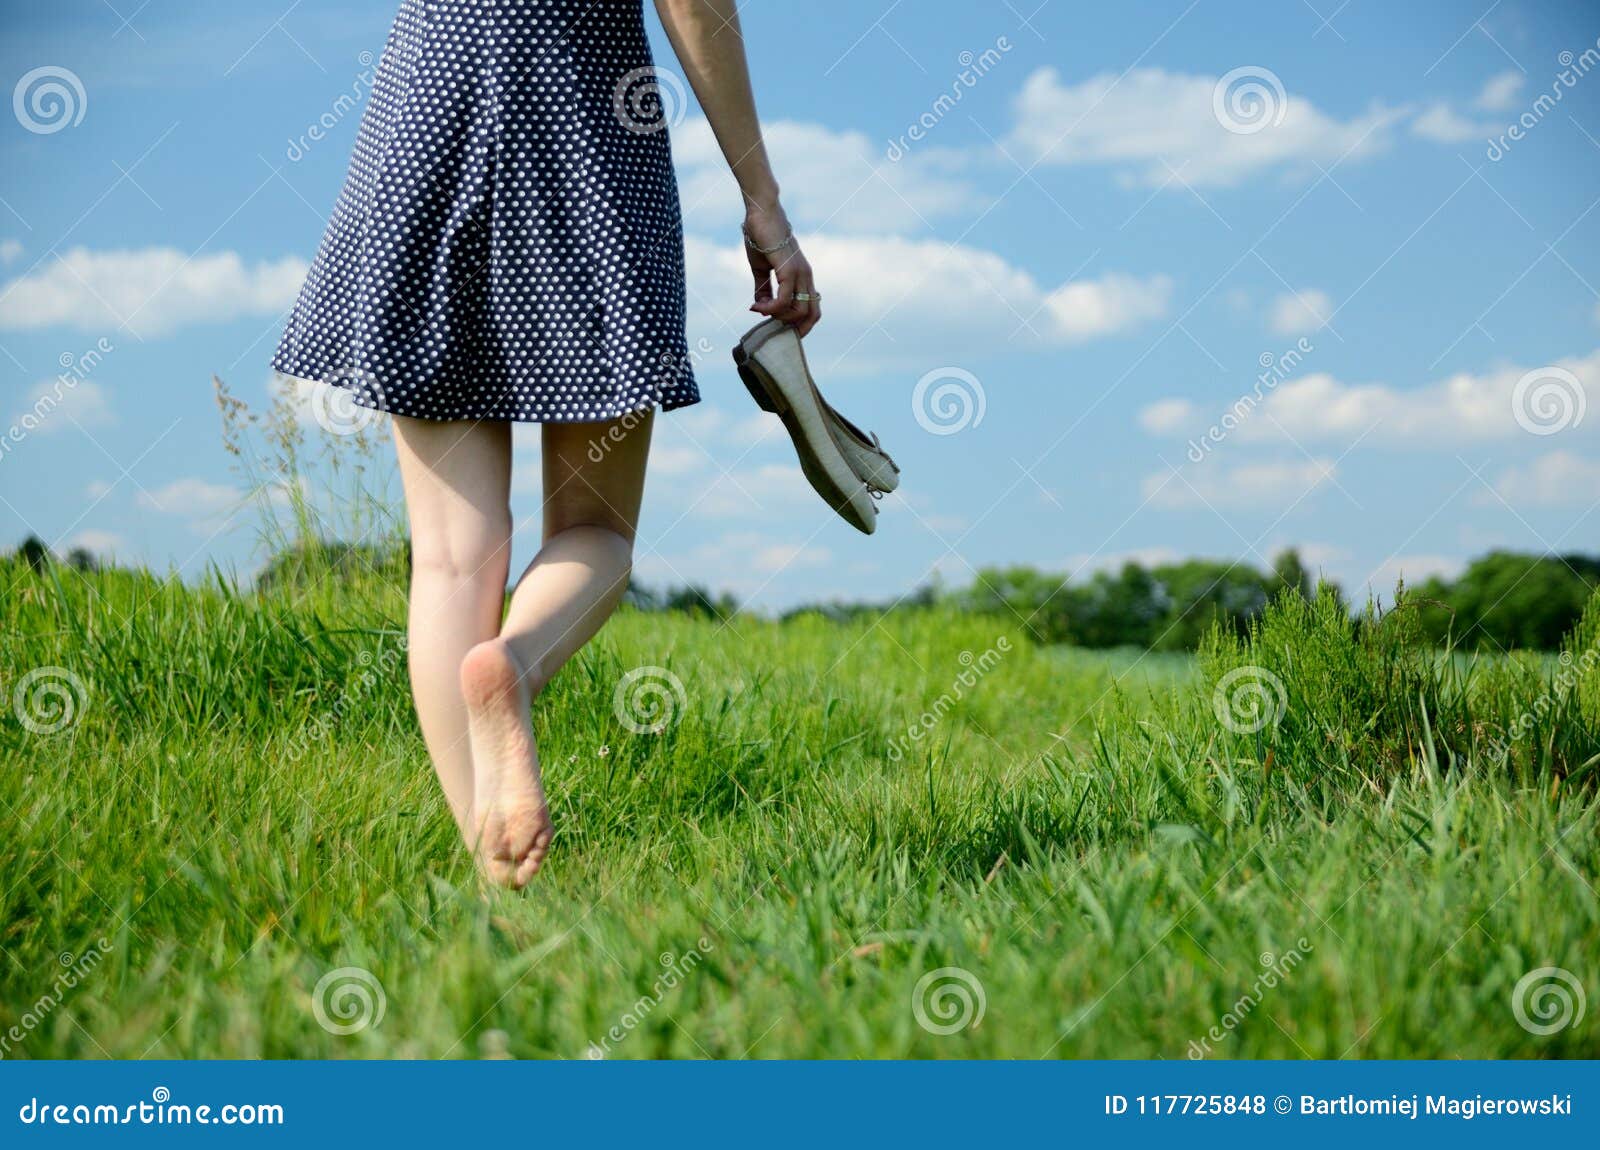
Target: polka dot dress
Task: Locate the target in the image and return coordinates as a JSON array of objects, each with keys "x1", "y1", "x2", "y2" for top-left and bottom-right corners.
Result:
[{"x1": 272, "y1": 0, "x2": 700, "y2": 423}]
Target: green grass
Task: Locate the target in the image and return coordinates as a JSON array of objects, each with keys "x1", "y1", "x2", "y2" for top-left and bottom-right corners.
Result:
[{"x1": 2, "y1": 558, "x2": 1597, "y2": 1059}]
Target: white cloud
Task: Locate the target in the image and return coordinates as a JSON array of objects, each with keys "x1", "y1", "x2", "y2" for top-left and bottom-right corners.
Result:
[
  {"x1": 667, "y1": 404, "x2": 774, "y2": 451},
  {"x1": 686, "y1": 235, "x2": 1171, "y2": 370},
  {"x1": 1138, "y1": 397, "x2": 1198, "y2": 434},
  {"x1": 640, "y1": 403, "x2": 782, "y2": 485},
  {"x1": 693, "y1": 463, "x2": 811, "y2": 519},
  {"x1": 1223, "y1": 287, "x2": 1253, "y2": 316},
  {"x1": 0, "y1": 239, "x2": 22, "y2": 266},
  {"x1": 1268, "y1": 289, "x2": 1333, "y2": 335},
  {"x1": 1042, "y1": 273, "x2": 1173, "y2": 341},
  {"x1": 1279, "y1": 540, "x2": 1352, "y2": 571},
  {"x1": 635, "y1": 530, "x2": 833, "y2": 594},
  {"x1": 673, "y1": 118, "x2": 983, "y2": 235},
  {"x1": 1411, "y1": 103, "x2": 1487, "y2": 143},
  {"x1": 1006, "y1": 67, "x2": 1398, "y2": 187},
  {"x1": 1476, "y1": 71, "x2": 1524, "y2": 112},
  {"x1": 752, "y1": 541, "x2": 832, "y2": 573},
  {"x1": 137, "y1": 477, "x2": 240, "y2": 515},
  {"x1": 649, "y1": 444, "x2": 714, "y2": 477},
  {"x1": 1138, "y1": 350, "x2": 1600, "y2": 448},
  {"x1": 1410, "y1": 74, "x2": 1522, "y2": 144},
  {"x1": 0, "y1": 247, "x2": 307, "y2": 335},
  {"x1": 1059, "y1": 546, "x2": 1184, "y2": 578},
  {"x1": 1142, "y1": 458, "x2": 1337, "y2": 509},
  {"x1": 1358, "y1": 554, "x2": 1466, "y2": 598},
  {"x1": 66, "y1": 529, "x2": 126, "y2": 556},
  {"x1": 1487, "y1": 450, "x2": 1600, "y2": 508},
  {"x1": 13, "y1": 378, "x2": 115, "y2": 433}
]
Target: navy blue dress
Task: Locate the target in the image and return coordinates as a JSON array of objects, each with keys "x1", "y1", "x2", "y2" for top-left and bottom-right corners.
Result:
[{"x1": 272, "y1": 0, "x2": 700, "y2": 422}]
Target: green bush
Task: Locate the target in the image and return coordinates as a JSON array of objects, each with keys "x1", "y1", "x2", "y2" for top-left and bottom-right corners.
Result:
[{"x1": 1416, "y1": 551, "x2": 1600, "y2": 650}]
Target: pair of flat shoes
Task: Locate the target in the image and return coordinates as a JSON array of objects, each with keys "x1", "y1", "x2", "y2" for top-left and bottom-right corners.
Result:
[{"x1": 732, "y1": 318, "x2": 900, "y2": 535}]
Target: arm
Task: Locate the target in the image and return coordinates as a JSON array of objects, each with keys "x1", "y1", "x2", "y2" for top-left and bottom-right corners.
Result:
[{"x1": 654, "y1": 0, "x2": 820, "y2": 334}]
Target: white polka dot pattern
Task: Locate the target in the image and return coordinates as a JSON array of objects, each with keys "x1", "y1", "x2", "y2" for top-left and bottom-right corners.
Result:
[{"x1": 272, "y1": 0, "x2": 700, "y2": 423}]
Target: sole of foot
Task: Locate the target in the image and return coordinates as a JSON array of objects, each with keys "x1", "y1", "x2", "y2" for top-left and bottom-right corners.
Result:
[{"x1": 460, "y1": 638, "x2": 552, "y2": 889}]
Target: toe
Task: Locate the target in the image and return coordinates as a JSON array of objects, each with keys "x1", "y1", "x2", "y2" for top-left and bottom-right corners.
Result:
[
  {"x1": 503, "y1": 810, "x2": 544, "y2": 857},
  {"x1": 482, "y1": 856, "x2": 518, "y2": 887},
  {"x1": 513, "y1": 825, "x2": 553, "y2": 887}
]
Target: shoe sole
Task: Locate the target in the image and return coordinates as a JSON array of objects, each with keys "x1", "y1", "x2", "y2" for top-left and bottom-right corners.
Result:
[{"x1": 733, "y1": 345, "x2": 876, "y2": 535}]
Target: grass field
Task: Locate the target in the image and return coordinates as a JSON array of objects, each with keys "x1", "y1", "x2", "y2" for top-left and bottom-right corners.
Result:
[{"x1": 2, "y1": 557, "x2": 1597, "y2": 1059}]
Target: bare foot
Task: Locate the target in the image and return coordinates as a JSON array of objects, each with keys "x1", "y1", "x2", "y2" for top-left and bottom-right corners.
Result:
[{"x1": 460, "y1": 639, "x2": 552, "y2": 888}]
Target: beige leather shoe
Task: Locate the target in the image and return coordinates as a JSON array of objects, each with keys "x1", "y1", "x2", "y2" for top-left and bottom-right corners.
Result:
[
  {"x1": 821, "y1": 397, "x2": 900, "y2": 495},
  {"x1": 733, "y1": 319, "x2": 878, "y2": 534}
]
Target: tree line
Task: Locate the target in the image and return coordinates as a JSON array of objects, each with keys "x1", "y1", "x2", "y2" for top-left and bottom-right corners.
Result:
[
  {"x1": 13, "y1": 534, "x2": 1597, "y2": 652},
  {"x1": 945, "y1": 549, "x2": 1599, "y2": 652}
]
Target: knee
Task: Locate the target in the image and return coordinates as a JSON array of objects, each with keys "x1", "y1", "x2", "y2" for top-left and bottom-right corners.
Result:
[
  {"x1": 410, "y1": 518, "x2": 512, "y2": 589},
  {"x1": 552, "y1": 521, "x2": 634, "y2": 570}
]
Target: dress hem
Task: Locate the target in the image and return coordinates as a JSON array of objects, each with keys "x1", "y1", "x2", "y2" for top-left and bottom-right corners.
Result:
[{"x1": 273, "y1": 368, "x2": 701, "y2": 425}]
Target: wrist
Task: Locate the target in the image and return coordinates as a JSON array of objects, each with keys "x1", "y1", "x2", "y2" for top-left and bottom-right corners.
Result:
[{"x1": 741, "y1": 180, "x2": 782, "y2": 215}]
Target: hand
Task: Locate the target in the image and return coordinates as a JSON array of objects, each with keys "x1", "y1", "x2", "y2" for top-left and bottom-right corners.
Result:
[{"x1": 744, "y1": 201, "x2": 821, "y2": 337}]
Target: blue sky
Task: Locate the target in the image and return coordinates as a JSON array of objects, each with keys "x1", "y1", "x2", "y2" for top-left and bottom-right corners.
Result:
[{"x1": 2, "y1": 0, "x2": 1598, "y2": 608}]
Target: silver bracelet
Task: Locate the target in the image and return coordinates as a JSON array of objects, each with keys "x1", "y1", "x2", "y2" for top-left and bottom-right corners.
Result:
[{"x1": 743, "y1": 227, "x2": 796, "y2": 255}]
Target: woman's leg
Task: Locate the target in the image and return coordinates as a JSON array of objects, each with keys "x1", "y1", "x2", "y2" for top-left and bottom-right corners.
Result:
[
  {"x1": 460, "y1": 409, "x2": 654, "y2": 887},
  {"x1": 391, "y1": 416, "x2": 513, "y2": 837}
]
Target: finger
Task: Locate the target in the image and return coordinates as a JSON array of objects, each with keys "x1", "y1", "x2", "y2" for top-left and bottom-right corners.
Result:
[
  {"x1": 787, "y1": 286, "x2": 812, "y2": 331},
  {"x1": 750, "y1": 266, "x2": 775, "y2": 312},
  {"x1": 798, "y1": 293, "x2": 821, "y2": 337},
  {"x1": 757, "y1": 261, "x2": 796, "y2": 318},
  {"x1": 792, "y1": 266, "x2": 825, "y2": 328}
]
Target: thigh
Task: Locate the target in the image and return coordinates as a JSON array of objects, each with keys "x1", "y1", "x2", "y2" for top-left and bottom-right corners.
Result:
[
  {"x1": 541, "y1": 409, "x2": 654, "y2": 543},
  {"x1": 392, "y1": 416, "x2": 513, "y2": 567}
]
